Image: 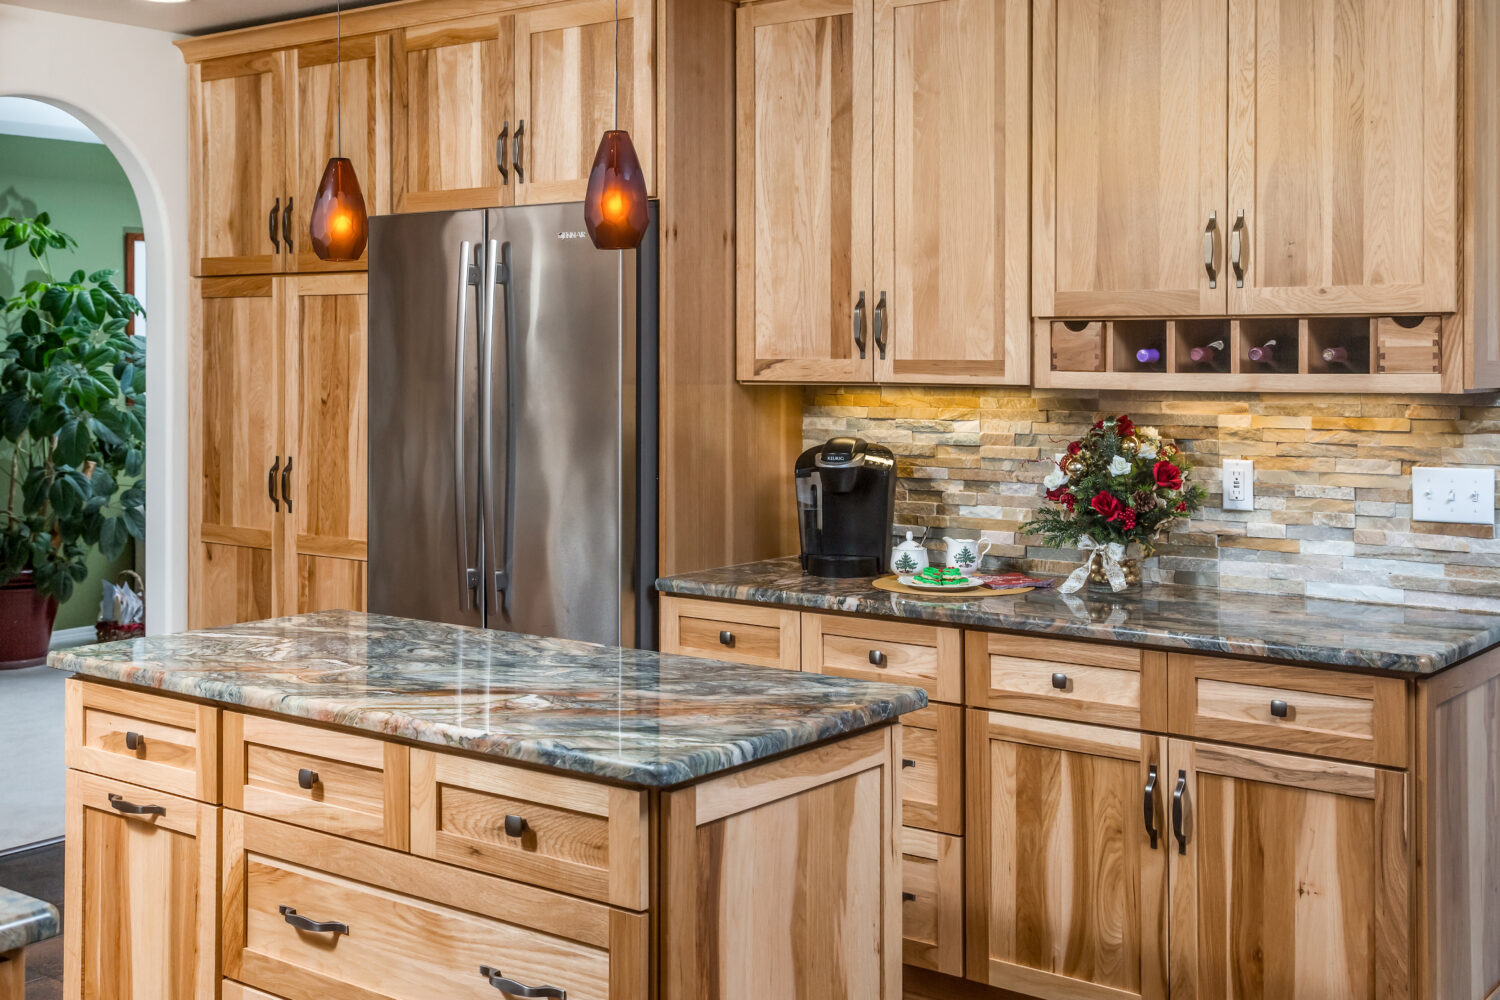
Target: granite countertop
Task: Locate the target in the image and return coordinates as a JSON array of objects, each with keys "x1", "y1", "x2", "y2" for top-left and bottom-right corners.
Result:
[
  {"x1": 657, "y1": 557, "x2": 1500, "y2": 675},
  {"x1": 0, "y1": 886, "x2": 59, "y2": 954},
  {"x1": 49, "y1": 610, "x2": 926, "y2": 787}
]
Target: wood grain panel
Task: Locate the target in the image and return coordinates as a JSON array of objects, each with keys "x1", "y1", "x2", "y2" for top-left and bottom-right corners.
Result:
[
  {"x1": 296, "y1": 554, "x2": 367, "y2": 614},
  {"x1": 62, "y1": 770, "x2": 218, "y2": 1000},
  {"x1": 803, "y1": 613, "x2": 963, "y2": 702},
  {"x1": 1227, "y1": 0, "x2": 1457, "y2": 315},
  {"x1": 392, "y1": 14, "x2": 512, "y2": 212},
  {"x1": 0, "y1": 949, "x2": 22, "y2": 1000},
  {"x1": 1034, "y1": 0, "x2": 1227, "y2": 317},
  {"x1": 872, "y1": 0, "x2": 1028, "y2": 384},
  {"x1": 1462, "y1": 0, "x2": 1500, "y2": 389},
  {"x1": 966, "y1": 631, "x2": 1160, "y2": 730},
  {"x1": 66, "y1": 680, "x2": 220, "y2": 803},
  {"x1": 736, "y1": 0, "x2": 874, "y2": 382},
  {"x1": 901, "y1": 703, "x2": 963, "y2": 835},
  {"x1": 658, "y1": 595, "x2": 801, "y2": 669},
  {"x1": 1169, "y1": 739, "x2": 1409, "y2": 1000},
  {"x1": 902, "y1": 827, "x2": 964, "y2": 977},
  {"x1": 968, "y1": 710, "x2": 1168, "y2": 999}
]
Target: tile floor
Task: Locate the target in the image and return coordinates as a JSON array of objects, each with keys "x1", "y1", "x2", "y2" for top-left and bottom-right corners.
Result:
[{"x1": 0, "y1": 842, "x2": 63, "y2": 1000}]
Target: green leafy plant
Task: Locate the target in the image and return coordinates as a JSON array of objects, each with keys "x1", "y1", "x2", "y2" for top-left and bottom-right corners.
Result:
[{"x1": 0, "y1": 213, "x2": 145, "y2": 603}]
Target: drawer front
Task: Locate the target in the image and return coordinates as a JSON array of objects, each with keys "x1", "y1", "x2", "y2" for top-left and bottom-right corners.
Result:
[
  {"x1": 410, "y1": 749, "x2": 649, "y2": 910},
  {"x1": 901, "y1": 828, "x2": 963, "y2": 977},
  {"x1": 66, "y1": 680, "x2": 219, "y2": 801},
  {"x1": 901, "y1": 704, "x2": 963, "y2": 835},
  {"x1": 1168, "y1": 654, "x2": 1407, "y2": 766},
  {"x1": 224, "y1": 712, "x2": 410, "y2": 849},
  {"x1": 224, "y1": 812, "x2": 648, "y2": 1000},
  {"x1": 966, "y1": 632, "x2": 1162, "y2": 729},
  {"x1": 803, "y1": 614, "x2": 963, "y2": 703},
  {"x1": 659, "y1": 596, "x2": 800, "y2": 669}
]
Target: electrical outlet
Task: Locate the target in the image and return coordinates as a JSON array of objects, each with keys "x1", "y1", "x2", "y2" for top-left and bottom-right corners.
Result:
[
  {"x1": 1412, "y1": 467, "x2": 1495, "y2": 525},
  {"x1": 1222, "y1": 459, "x2": 1254, "y2": 511}
]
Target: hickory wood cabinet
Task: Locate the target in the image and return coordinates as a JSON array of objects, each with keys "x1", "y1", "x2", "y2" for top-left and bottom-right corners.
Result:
[
  {"x1": 190, "y1": 273, "x2": 369, "y2": 627},
  {"x1": 735, "y1": 0, "x2": 1029, "y2": 385}
]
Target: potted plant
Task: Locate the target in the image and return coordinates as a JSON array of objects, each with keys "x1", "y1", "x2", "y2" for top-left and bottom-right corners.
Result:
[
  {"x1": 1023, "y1": 415, "x2": 1206, "y2": 592},
  {"x1": 0, "y1": 214, "x2": 145, "y2": 668}
]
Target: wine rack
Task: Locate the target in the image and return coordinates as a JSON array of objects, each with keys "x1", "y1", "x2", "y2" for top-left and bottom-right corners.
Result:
[{"x1": 1037, "y1": 315, "x2": 1448, "y2": 391}]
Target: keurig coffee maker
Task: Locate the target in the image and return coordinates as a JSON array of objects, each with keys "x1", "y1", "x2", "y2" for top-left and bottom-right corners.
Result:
[{"x1": 795, "y1": 436, "x2": 896, "y2": 577}]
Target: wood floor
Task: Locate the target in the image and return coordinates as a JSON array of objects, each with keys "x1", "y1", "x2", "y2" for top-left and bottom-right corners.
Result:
[{"x1": 0, "y1": 842, "x2": 63, "y2": 1000}]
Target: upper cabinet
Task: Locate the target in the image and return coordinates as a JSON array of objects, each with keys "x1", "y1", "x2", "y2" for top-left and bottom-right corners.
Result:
[
  {"x1": 737, "y1": 0, "x2": 1029, "y2": 385},
  {"x1": 1226, "y1": 0, "x2": 1457, "y2": 315}
]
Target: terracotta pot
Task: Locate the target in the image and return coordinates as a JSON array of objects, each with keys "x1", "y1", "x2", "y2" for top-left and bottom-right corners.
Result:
[{"x1": 0, "y1": 572, "x2": 59, "y2": 670}]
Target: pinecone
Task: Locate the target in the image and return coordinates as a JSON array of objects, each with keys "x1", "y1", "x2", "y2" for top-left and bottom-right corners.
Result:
[{"x1": 1131, "y1": 489, "x2": 1156, "y2": 510}]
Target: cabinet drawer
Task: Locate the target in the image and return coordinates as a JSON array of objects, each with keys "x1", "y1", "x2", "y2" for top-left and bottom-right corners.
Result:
[
  {"x1": 410, "y1": 749, "x2": 649, "y2": 910},
  {"x1": 966, "y1": 632, "x2": 1164, "y2": 729},
  {"x1": 659, "y1": 596, "x2": 800, "y2": 669},
  {"x1": 1167, "y1": 654, "x2": 1407, "y2": 767},
  {"x1": 223, "y1": 812, "x2": 648, "y2": 1000},
  {"x1": 224, "y1": 712, "x2": 410, "y2": 849},
  {"x1": 901, "y1": 704, "x2": 963, "y2": 835},
  {"x1": 65, "y1": 680, "x2": 219, "y2": 802},
  {"x1": 901, "y1": 828, "x2": 963, "y2": 978},
  {"x1": 803, "y1": 614, "x2": 963, "y2": 703}
]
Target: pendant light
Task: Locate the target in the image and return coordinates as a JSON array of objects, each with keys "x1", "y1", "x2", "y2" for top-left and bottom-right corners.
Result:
[
  {"x1": 309, "y1": 0, "x2": 368, "y2": 261},
  {"x1": 584, "y1": 0, "x2": 648, "y2": 249}
]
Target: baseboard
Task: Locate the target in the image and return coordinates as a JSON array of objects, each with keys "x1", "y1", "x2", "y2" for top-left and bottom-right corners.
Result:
[{"x1": 48, "y1": 625, "x2": 97, "y2": 650}]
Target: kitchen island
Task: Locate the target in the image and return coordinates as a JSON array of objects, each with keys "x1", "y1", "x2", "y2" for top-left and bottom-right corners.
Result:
[{"x1": 51, "y1": 610, "x2": 927, "y2": 1000}]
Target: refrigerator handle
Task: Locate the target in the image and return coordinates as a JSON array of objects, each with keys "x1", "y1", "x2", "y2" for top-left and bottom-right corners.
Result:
[
  {"x1": 481, "y1": 239, "x2": 517, "y2": 619},
  {"x1": 454, "y1": 239, "x2": 480, "y2": 609}
]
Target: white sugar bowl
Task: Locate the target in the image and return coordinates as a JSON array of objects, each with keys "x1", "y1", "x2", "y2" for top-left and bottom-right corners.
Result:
[{"x1": 890, "y1": 531, "x2": 930, "y2": 576}]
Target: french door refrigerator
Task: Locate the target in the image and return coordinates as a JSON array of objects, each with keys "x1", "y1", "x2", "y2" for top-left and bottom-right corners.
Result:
[{"x1": 367, "y1": 201, "x2": 658, "y2": 648}]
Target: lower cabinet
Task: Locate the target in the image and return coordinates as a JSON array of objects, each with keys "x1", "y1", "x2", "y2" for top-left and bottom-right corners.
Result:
[
  {"x1": 1168, "y1": 739, "x2": 1410, "y2": 1000},
  {"x1": 63, "y1": 770, "x2": 219, "y2": 1000},
  {"x1": 902, "y1": 828, "x2": 964, "y2": 977},
  {"x1": 968, "y1": 710, "x2": 1168, "y2": 1000}
]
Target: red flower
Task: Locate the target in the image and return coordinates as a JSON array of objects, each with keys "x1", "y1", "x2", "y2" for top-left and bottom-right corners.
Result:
[
  {"x1": 1045, "y1": 486, "x2": 1069, "y2": 503},
  {"x1": 1116, "y1": 415, "x2": 1135, "y2": 437},
  {"x1": 1067, "y1": 441, "x2": 1082, "y2": 455},
  {"x1": 1090, "y1": 491, "x2": 1126, "y2": 522},
  {"x1": 1121, "y1": 508, "x2": 1137, "y2": 530},
  {"x1": 1093, "y1": 419, "x2": 1105, "y2": 430},
  {"x1": 1153, "y1": 459, "x2": 1184, "y2": 491}
]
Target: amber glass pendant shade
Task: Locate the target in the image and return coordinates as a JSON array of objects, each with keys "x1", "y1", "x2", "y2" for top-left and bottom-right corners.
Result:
[
  {"x1": 584, "y1": 130, "x2": 649, "y2": 250},
  {"x1": 309, "y1": 156, "x2": 368, "y2": 262}
]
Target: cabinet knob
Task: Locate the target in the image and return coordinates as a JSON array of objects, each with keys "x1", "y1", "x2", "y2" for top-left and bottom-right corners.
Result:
[
  {"x1": 504, "y1": 814, "x2": 528, "y2": 838},
  {"x1": 901, "y1": 892, "x2": 916, "y2": 903},
  {"x1": 1270, "y1": 699, "x2": 1289, "y2": 719},
  {"x1": 718, "y1": 630, "x2": 735, "y2": 647},
  {"x1": 124, "y1": 731, "x2": 144, "y2": 752},
  {"x1": 297, "y1": 768, "x2": 319, "y2": 790},
  {"x1": 869, "y1": 649, "x2": 886, "y2": 667},
  {"x1": 1051, "y1": 672, "x2": 1069, "y2": 691},
  {"x1": 901, "y1": 758, "x2": 916, "y2": 769}
]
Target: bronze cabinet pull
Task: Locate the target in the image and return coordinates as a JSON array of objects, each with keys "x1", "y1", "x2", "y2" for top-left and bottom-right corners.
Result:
[
  {"x1": 1171, "y1": 769, "x2": 1188, "y2": 855},
  {"x1": 280, "y1": 905, "x2": 348, "y2": 936},
  {"x1": 1051, "y1": 672, "x2": 1068, "y2": 691},
  {"x1": 901, "y1": 892, "x2": 916, "y2": 902},
  {"x1": 504, "y1": 814, "x2": 528, "y2": 838},
  {"x1": 852, "y1": 290, "x2": 867, "y2": 359},
  {"x1": 108, "y1": 793, "x2": 164, "y2": 816},
  {"x1": 282, "y1": 455, "x2": 294, "y2": 514},
  {"x1": 497, "y1": 122, "x2": 510, "y2": 184},
  {"x1": 1143, "y1": 764, "x2": 1159, "y2": 850},
  {"x1": 718, "y1": 630, "x2": 734, "y2": 647},
  {"x1": 1270, "y1": 698, "x2": 1289, "y2": 718},
  {"x1": 868, "y1": 649, "x2": 886, "y2": 667},
  {"x1": 901, "y1": 758, "x2": 915, "y2": 769},
  {"x1": 124, "y1": 731, "x2": 144, "y2": 752},
  {"x1": 1203, "y1": 211, "x2": 1219, "y2": 288},
  {"x1": 282, "y1": 197, "x2": 294, "y2": 251},
  {"x1": 513, "y1": 120, "x2": 525, "y2": 183},
  {"x1": 481, "y1": 966, "x2": 563, "y2": 998},
  {"x1": 269, "y1": 197, "x2": 281, "y2": 251},
  {"x1": 297, "y1": 768, "x2": 319, "y2": 790},
  {"x1": 1230, "y1": 209, "x2": 1246, "y2": 287},
  {"x1": 873, "y1": 291, "x2": 888, "y2": 359},
  {"x1": 268, "y1": 456, "x2": 281, "y2": 511}
]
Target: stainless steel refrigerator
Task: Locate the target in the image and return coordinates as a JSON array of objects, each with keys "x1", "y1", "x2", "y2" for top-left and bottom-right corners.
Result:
[{"x1": 367, "y1": 201, "x2": 658, "y2": 648}]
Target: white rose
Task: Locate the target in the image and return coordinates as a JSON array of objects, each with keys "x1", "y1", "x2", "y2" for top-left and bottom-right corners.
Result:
[
  {"x1": 1043, "y1": 468, "x2": 1067, "y2": 490},
  {"x1": 1108, "y1": 455, "x2": 1133, "y2": 477},
  {"x1": 1138, "y1": 441, "x2": 1158, "y2": 460}
]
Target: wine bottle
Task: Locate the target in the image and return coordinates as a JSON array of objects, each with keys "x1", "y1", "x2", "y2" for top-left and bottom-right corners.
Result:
[
  {"x1": 1248, "y1": 339, "x2": 1278, "y2": 364},
  {"x1": 1321, "y1": 345, "x2": 1351, "y2": 366},
  {"x1": 1135, "y1": 347, "x2": 1162, "y2": 364},
  {"x1": 1189, "y1": 340, "x2": 1226, "y2": 365}
]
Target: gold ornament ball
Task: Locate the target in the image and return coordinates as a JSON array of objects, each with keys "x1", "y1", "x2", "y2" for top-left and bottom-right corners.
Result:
[
  {"x1": 1159, "y1": 443, "x2": 1179, "y2": 459},
  {"x1": 1090, "y1": 558, "x2": 1143, "y2": 587},
  {"x1": 1118, "y1": 436, "x2": 1139, "y2": 457},
  {"x1": 1063, "y1": 456, "x2": 1088, "y2": 478}
]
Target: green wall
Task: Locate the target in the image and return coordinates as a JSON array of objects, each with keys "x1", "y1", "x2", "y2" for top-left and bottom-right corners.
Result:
[{"x1": 0, "y1": 132, "x2": 143, "y2": 631}]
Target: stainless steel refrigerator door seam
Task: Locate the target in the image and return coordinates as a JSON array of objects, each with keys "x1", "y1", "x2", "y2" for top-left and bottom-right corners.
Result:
[{"x1": 454, "y1": 239, "x2": 480, "y2": 608}]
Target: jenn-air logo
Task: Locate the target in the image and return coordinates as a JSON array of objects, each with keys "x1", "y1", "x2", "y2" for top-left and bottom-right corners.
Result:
[{"x1": 557, "y1": 231, "x2": 589, "y2": 240}]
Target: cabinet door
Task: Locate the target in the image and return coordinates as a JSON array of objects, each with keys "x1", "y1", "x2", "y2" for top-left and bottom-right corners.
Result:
[
  {"x1": 392, "y1": 15, "x2": 514, "y2": 213},
  {"x1": 872, "y1": 0, "x2": 1028, "y2": 384},
  {"x1": 286, "y1": 33, "x2": 391, "y2": 272},
  {"x1": 284, "y1": 273, "x2": 368, "y2": 614},
  {"x1": 191, "y1": 276, "x2": 282, "y2": 628},
  {"x1": 968, "y1": 710, "x2": 1168, "y2": 1000},
  {"x1": 63, "y1": 770, "x2": 218, "y2": 1000},
  {"x1": 1167, "y1": 740, "x2": 1410, "y2": 999},
  {"x1": 736, "y1": 0, "x2": 874, "y2": 382},
  {"x1": 1227, "y1": 0, "x2": 1457, "y2": 315},
  {"x1": 190, "y1": 52, "x2": 288, "y2": 276},
  {"x1": 1034, "y1": 0, "x2": 1227, "y2": 317},
  {"x1": 513, "y1": 0, "x2": 656, "y2": 206}
]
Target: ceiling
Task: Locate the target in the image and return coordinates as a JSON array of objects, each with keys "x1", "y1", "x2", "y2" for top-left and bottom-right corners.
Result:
[
  {"x1": 0, "y1": 97, "x2": 102, "y2": 143},
  {"x1": 0, "y1": 0, "x2": 396, "y2": 36}
]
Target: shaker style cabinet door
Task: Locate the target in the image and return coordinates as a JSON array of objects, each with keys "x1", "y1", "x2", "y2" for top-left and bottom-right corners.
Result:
[
  {"x1": 190, "y1": 52, "x2": 289, "y2": 276},
  {"x1": 512, "y1": 0, "x2": 656, "y2": 206},
  {"x1": 1033, "y1": 0, "x2": 1228, "y2": 317},
  {"x1": 283, "y1": 273, "x2": 369, "y2": 614},
  {"x1": 285, "y1": 33, "x2": 391, "y2": 271},
  {"x1": 190, "y1": 277, "x2": 283, "y2": 628},
  {"x1": 872, "y1": 0, "x2": 1029, "y2": 384},
  {"x1": 391, "y1": 14, "x2": 515, "y2": 213},
  {"x1": 968, "y1": 711, "x2": 1169, "y2": 1000},
  {"x1": 1226, "y1": 0, "x2": 1457, "y2": 315},
  {"x1": 1166, "y1": 740, "x2": 1410, "y2": 999},
  {"x1": 736, "y1": 0, "x2": 875, "y2": 382}
]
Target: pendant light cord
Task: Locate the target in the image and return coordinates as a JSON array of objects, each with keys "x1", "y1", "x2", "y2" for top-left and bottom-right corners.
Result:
[
  {"x1": 336, "y1": 0, "x2": 343, "y2": 157},
  {"x1": 613, "y1": 0, "x2": 619, "y2": 129}
]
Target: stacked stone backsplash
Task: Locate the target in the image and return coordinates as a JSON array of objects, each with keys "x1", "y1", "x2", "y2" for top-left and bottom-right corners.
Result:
[{"x1": 804, "y1": 387, "x2": 1500, "y2": 612}]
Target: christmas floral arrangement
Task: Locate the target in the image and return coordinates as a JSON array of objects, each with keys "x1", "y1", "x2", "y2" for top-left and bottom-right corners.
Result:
[{"x1": 1023, "y1": 415, "x2": 1206, "y2": 592}]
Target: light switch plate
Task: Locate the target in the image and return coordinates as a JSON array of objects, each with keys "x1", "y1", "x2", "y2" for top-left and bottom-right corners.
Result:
[
  {"x1": 1222, "y1": 459, "x2": 1254, "y2": 511},
  {"x1": 1412, "y1": 467, "x2": 1495, "y2": 525}
]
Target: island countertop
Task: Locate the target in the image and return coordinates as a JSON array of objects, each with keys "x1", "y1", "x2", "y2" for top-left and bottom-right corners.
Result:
[
  {"x1": 656, "y1": 556, "x2": 1500, "y2": 675},
  {"x1": 48, "y1": 610, "x2": 927, "y2": 787}
]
